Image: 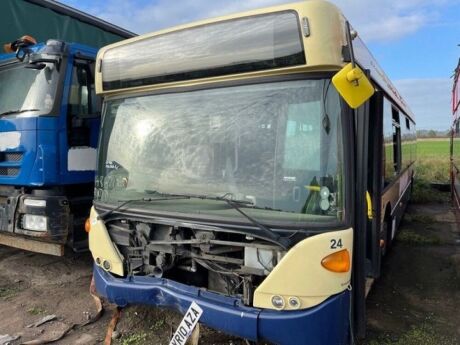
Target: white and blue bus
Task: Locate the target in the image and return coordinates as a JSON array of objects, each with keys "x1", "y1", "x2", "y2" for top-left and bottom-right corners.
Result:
[{"x1": 87, "y1": 1, "x2": 416, "y2": 343}]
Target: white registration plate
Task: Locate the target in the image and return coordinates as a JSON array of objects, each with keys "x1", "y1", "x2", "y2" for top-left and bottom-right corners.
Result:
[{"x1": 169, "y1": 301, "x2": 203, "y2": 345}]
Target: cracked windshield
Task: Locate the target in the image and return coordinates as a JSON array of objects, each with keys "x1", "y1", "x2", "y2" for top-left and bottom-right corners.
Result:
[{"x1": 96, "y1": 79, "x2": 344, "y2": 224}]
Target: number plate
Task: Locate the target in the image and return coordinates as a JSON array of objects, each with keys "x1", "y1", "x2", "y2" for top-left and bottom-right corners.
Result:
[{"x1": 169, "y1": 301, "x2": 203, "y2": 345}]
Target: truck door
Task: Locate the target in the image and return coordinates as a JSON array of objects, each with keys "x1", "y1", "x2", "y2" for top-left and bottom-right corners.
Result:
[{"x1": 67, "y1": 58, "x2": 100, "y2": 173}]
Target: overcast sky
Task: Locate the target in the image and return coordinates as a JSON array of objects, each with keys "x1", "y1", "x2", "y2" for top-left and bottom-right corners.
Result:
[{"x1": 60, "y1": 0, "x2": 460, "y2": 130}]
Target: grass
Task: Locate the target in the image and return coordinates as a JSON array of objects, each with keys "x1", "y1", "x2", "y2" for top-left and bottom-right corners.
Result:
[
  {"x1": 396, "y1": 229, "x2": 441, "y2": 246},
  {"x1": 416, "y1": 138, "x2": 450, "y2": 157},
  {"x1": 149, "y1": 318, "x2": 165, "y2": 331},
  {"x1": 27, "y1": 306, "x2": 46, "y2": 315},
  {"x1": 366, "y1": 324, "x2": 457, "y2": 345},
  {"x1": 415, "y1": 138, "x2": 450, "y2": 184},
  {"x1": 409, "y1": 138, "x2": 450, "y2": 203},
  {"x1": 415, "y1": 159, "x2": 450, "y2": 184},
  {"x1": 411, "y1": 179, "x2": 447, "y2": 204},
  {"x1": 120, "y1": 332, "x2": 148, "y2": 345},
  {"x1": 404, "y1": 213, "x2": 435, "y2": 224},
  {"x1": 0, "y1": 286, "x2": 20, "y2": 300}
]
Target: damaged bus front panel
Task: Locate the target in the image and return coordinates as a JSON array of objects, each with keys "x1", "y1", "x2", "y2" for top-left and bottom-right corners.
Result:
[{"x1": 90, "y1": 61, "x2": 353, "y2": 345}]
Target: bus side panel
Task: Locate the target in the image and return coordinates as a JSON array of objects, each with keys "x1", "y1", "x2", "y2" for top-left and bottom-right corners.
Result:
[
  {"x1": 381, "y1": 184, "x2": 397, "y2": 235},
  {"x1": 451, "y1": 122, "x2": 460, "y2": 211}
]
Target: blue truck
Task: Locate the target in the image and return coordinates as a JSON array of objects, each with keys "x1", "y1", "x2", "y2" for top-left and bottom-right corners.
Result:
[
  {"x1": 0, "y1": 1, "x2": 134, "y2": 256},
  {"x1": 0, "y1": 39, "x2": 99, "y2": 255}
]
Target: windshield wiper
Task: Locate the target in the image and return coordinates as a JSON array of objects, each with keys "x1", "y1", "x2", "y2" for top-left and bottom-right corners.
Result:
[
  {"x1": 145, "y1": 191, "x2": 291, "y2": 248},
  {"x1": 97, "y1": 191, "x2": 290, "y2": 249},
  {"x1": 0, "y1": 108, "x2": 40, "y2": 116},
  {"x1": 96, "y1": 195, "x2": 190, "y2": 220},
  {"x1": 144, "y1": 190, "x2": 283, "y2": 212}
]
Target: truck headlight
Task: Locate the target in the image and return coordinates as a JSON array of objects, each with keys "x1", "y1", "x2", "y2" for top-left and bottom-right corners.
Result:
[
  {"x1": 24, "y1": 199, "x2": 47, "y2": 207},
  {"x1": 23, "y1": 214, "x2": 48, "y2": 231}
]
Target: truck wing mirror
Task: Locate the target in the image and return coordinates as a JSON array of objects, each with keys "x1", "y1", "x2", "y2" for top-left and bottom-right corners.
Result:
[
  {"x1": 16, "y1": 47, "x2": 33, "y2": 62},
  {"x1": 27, "y1": 55, "x2": 61, "y2": 70},
  {"x1": 25, "y1": 62, "x2": 47, "y2": 70},
  {"x1": 332, "y1": 63, "x2": 374, "y2": 109}
]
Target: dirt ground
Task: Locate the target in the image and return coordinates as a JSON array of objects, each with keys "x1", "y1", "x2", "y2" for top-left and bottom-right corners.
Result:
[
  {"x1": 362, "y1": 193, "x2": 460, "y2": 345},
  {"x1": 0, "y1": 190, "x2": 459, "y2": 345},
  {"x1": 0, "y1": 248, "x2": 111, "y2": 345}
]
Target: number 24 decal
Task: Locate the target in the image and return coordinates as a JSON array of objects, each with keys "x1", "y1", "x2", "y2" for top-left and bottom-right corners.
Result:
[{"x1": 330, "y1": 238, "x2": 343, "y2": 249}]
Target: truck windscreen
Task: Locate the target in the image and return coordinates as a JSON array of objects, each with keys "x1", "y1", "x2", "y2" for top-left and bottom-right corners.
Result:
[
  {"x1": 0, "y1": 62, "x2": 59, "y2": 116},
  {"x1": 96, "y1": 79, "x2": 344, "y2": 226}
]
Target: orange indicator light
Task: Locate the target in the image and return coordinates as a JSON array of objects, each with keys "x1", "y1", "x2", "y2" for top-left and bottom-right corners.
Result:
[
  {"x1": 84, "y1": 218, "x2": 91, "y2": 233},
  {"x1": 321, "y1": 249, "x2": 350, "y2": 273}
]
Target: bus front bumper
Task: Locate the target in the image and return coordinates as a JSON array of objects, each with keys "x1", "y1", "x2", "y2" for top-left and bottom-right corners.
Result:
[{"x1": 93, "y1": 265, "x2": 350, "y2": 345}]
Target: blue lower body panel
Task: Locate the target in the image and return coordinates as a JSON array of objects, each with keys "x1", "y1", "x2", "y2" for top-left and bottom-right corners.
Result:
[{"x1": 93, "y1": 265, "x2": 350, "y2": 345}]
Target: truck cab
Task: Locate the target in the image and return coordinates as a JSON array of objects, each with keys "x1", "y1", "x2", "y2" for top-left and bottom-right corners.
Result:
[{"x1": 0, "y1": 38, "x2": 100, "y2": 255}]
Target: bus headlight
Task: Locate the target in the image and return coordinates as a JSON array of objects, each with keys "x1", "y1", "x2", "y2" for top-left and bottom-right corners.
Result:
[
  {"x1": 23, "y1": 214, "x2": 48, "y2": 231},
  {"x1": 271, "y1": 295, "x2": 285, "y2": 309},
  {"x1": 288, "y1": 296, "x2": 301, "y2": 309}
]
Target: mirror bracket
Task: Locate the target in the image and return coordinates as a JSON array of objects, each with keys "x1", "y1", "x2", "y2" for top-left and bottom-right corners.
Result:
[
  {"x1": 332, "y1": 63, "x2": 375, "y2": 109},
  {"x1": 28, "y1": 56, "x2": 61, "y2": 71},
  {"x1": 332, "y1": 21, "x2": 375, "y2": 109}
]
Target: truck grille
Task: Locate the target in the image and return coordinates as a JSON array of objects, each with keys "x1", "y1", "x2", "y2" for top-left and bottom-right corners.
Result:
[
  {"x1": 0, "y1": 167, "x2": 20, "y2": 176},
  {"x1": 4, "y1": 153, "x2": 23, "y2": 161},
  {"x1": 0, "y1": 153, "x2": 23, "y2": 162}
]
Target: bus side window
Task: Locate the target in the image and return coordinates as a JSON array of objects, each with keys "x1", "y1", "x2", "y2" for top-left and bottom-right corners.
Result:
[
  {"x1": 392, "y1": 108, "x2": 401, "y2": 174},
  {"x1": 401, "y1": 116, "x2": 411, "y2": 169},
  {"x1": 383, "y1": 98, "x2": 394, "y2": 187}
]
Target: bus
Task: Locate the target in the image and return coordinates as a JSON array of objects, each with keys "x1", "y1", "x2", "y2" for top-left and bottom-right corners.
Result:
[
  {"x1": 451, "y1": 59, "x2": 460, "y2": 208},
  {"x1": 88, "y1": 1, "x2": 416, "y2": 343}
]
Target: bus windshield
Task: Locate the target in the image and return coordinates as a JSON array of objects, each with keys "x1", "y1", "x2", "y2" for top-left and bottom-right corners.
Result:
[
  {"x1": 96, "y1": 79, "x2": 345, "y2": 226},
  {"x1": 0, "y1": 62, "x2": 59, "y2": 116}
]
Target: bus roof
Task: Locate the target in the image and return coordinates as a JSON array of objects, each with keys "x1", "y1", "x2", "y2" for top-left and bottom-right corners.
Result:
[{"x1": 96, "y1": 0, "x2": 414, "y2": 121}]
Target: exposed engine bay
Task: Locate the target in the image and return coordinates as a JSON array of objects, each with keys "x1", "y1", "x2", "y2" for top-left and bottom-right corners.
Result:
[{"x1": 106, "y1": 218, "x2": 286, "y2": 306}]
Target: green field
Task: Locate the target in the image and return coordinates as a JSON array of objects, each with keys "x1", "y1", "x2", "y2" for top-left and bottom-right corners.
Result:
[
  {"x1": 417, "y1": 138, "x2": 450, "y2": 158},
  {"x1": 415, "y1": 138, "x2": 450, "y2": 184}
]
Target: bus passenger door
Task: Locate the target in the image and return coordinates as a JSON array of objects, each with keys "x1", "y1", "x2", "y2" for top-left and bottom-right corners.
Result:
[{"x1": 367, "y1": 91, "x2": 384, "y2": 278}]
